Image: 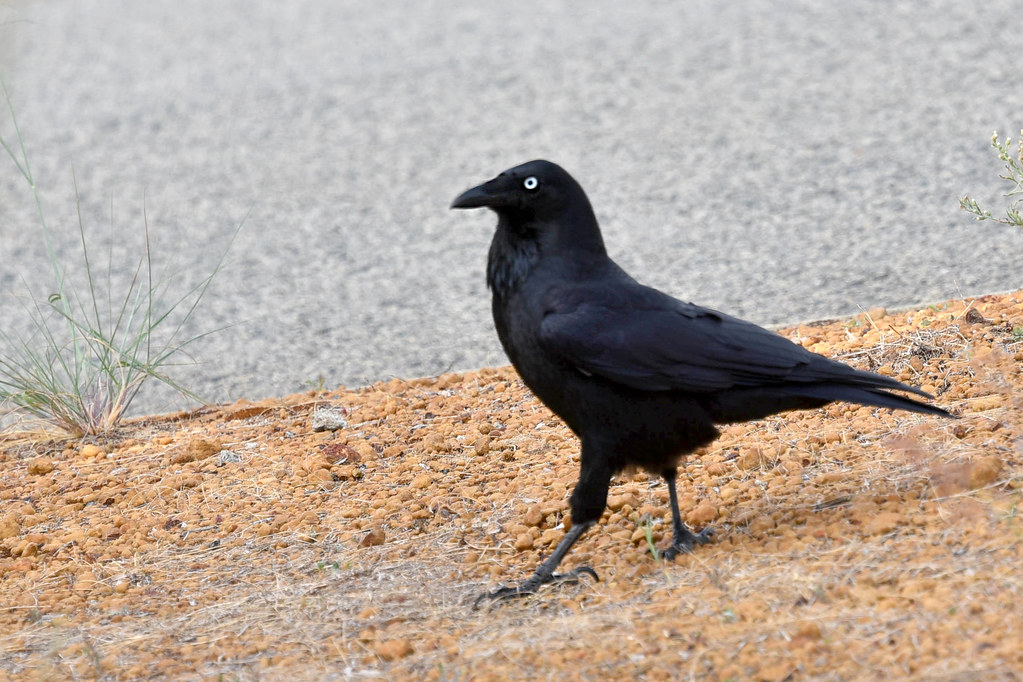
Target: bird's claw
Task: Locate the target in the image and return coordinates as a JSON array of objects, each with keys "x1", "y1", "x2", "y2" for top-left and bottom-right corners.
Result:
[
  {"x1": 662, "y1": 526, "x2": 714, "y2": 561},
  {"x1": 473, "y1": 565, "x2": 599, "y2": 609}
]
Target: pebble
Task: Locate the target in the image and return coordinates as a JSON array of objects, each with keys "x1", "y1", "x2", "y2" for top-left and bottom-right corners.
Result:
[
  {"x1": 375, "y1": 639, "x2": 414, "y2": 661},
  {"x1": 217, "y1": 450, "x2": 243, "y2": 465},
  {"x1": 514, "y1": 533, "x2": 534, "y2": 551},
  {"x1": 360, "y1": 528, "x2": 386, "y2": 547},
  {"x1": 312, "y1": 407, "x2": 348, "y2": 432},
  {"x1": 27, "y1": 457, "x2": 54, "y2": 475}
]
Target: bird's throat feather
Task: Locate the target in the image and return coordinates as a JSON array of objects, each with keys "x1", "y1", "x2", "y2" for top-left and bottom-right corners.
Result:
[{"x1": 487, "y1": 225, "x2": 540, "y2": 297}]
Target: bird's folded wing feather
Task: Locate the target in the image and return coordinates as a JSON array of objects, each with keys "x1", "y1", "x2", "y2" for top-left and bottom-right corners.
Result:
[{"x1": 538, "y1": 291, "x2": 861, "y2": 393}]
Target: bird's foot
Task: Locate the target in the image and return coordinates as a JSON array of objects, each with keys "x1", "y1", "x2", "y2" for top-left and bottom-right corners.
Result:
[
  {"x1": 473, "y1": 565, "x2": 599, "y2": 609},
  {"x1": 662, "y1": 526, "x2": 714, "y2": 562}
]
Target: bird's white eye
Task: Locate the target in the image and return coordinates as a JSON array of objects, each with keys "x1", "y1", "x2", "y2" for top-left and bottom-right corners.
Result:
[{"x1": 523, "y1": 176, "x2": 539, "y2": 191}]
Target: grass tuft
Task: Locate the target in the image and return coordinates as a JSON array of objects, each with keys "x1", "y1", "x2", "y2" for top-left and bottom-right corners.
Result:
[{"x1": 0, "y1": 75, "x2": 238, "y2": 435}]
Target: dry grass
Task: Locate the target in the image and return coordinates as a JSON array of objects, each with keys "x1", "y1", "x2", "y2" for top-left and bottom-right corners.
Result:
[{"x1": 1, "y1": 291, "x2": 1022, "y2": 680}]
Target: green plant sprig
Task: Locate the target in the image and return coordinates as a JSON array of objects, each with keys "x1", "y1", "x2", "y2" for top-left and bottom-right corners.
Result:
[{"x1": 960, "y1": 130, "x2": 1023, "y2": 230}]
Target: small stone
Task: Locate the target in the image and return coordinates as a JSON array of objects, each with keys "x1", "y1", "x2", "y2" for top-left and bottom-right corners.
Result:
[
  {"x1": 170, "y1": 450, "x2": 195, "y2": 464},
  {"x1": 705, "y1": 462, "x2": 726, "y2": 476},
  {"x1": 0, "y1": 516, "x2": 20, "y2": 539},
  {"x1": 309, "y1": 468, "x2": 334, "y2": 483},
  {"x1": 749, "y1": 515, "x2": 776, "y2": 533},
  {"x1": 375, "y1": 639, "x2": 413, "y2": 661},
  {"x1": 969, "y1": 455, "x2": 1001, "y2": 489},
  {"x1": 514, "y1": 533, "x2": 534, "y2": 551},
  {"x1": 312, "y1": 407, "x2": 348, "y2": 432},
  {"x1": 522, "y1": 505, "x2": 543, "y2": 527},
  {"x1": 737, "y1": 447, "x2": 763, "y2": 470},
  {"x1": 192, "y1": 439, "x2": 222, "y2": 460},
  {"x1": 689, "y1": 502, "x2": 718, "y2": 524},
  {"x1": 350, "y1": 441, "x2": 377, "y2": 460},
  {"x1": 866, "y1": 511, "x2": 903, "y2": 535},
  {"x1": 74, "y1": 570, "x2": 99, "y2": 592},
  {"x1": 794, "y1": 621, "x2": 822, "y2": 640},
  {"x1": 607, "y1": 494, "x2": 637, "y2": 512},
  {"x1": 758, "y1": 662, "x2": 796, "y2": 682},
  {"x1": 538, "y1": 528, "x2": 563, "y2": 547},
  {"x1": 217, "y1": 450, "x2": 243, "y2": 465},
  {"x1": 866, "y1": 307, "x2": 887, "y2": 321},
  {"x1": 361, "y1": 528, "x2": 386, "y2": 547},
  {"x1": 178, "y1": 439, "x2": 221, "y2": 464},
  {"x1": 409, "y1": 474, "x2": 433, "y2": 490},
  {"x1": 81, "y1": 444, "x2": 103, "y2": 458},
  {"x1": 27, "y1": 457, "x2": 54, "y2": 475},
  {"x1": 964, "y1": 307, "x2": 986, "y2": 324}
]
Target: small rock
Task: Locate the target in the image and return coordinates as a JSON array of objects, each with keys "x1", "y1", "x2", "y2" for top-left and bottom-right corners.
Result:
[
  {"x1": 312, "y1": 407, "x2": 348, "y2": 432},
  {"x1": 538, "y1": 528, "x2": 563, "y2": 547},
  {"x1": 866, "y1": 511, "x2": 903, "y2": 535},
  {"x1": 866, "y1": 307, "x2": 887, "y2": 321},
  {"x1": 375, "y1": 639, "x2": 413, "y2": 661},
  {"x1": 74, "y1": 570, "x2": 99, "y2": 592},
  {"x1": 689, "y1": 502, "x2": 718, "y2": 525},
  {"x1": 350, "y1": 441, "x2": 377, "y2": 460},
  {"x1": 749, "y1": 515, "x2": 776, "y2": 533},
  {"x1": 964, "y1": 307, "x2": 986, "y2": 324},
  {"x1": 969, "y1": 455, "x2": 1001, "y2": 489},
  {"x1": 607, "y1": 494, "x2": 637, "y2": 512},
  {"x1": 361, "y1": 528, "x2": 386, "y2": 547},
  {"x1": 178, "y1": 438, "x2": 221, "y2": 464},
  {"x1": 309, "y1": 468, "x2": 334, "y2": 484},
  {"x1": 81, "y1": 444, "x2": 103, "y2": 458},
  {"x1": 322, "y1": 442, "x2": 360, "y2": 463},
  {"x1": 737, "y1": 447, "x2": 764, "y2": 471},
  {"x1": 409, "y1": 474, "x2": 433, "y2": 490},
  {"x1": 758, "y1": 662, "x2": 796, "y2": 682},
  {"x1": 514, "y1": 533, "x2": 534, "y2": 551},
  {"x1": 27, "y1": 457, "x2": 54, "y2": 475},
  {"x1": 794, "y1": 621, "x2": 822, "y2": 640},
  {"x1": 0, "y1": 516, "x2": 20, "y2": 539},
  {"x1": 522, "y1": 505, "x2": 543, "y2": 527},
  {"x1": 217, "y1": 450, "x2": 243, "y2": 465}
]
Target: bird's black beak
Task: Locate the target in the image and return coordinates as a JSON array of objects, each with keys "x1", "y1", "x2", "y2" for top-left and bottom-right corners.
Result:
[
  {"x1": 450, "y1": 182, "x2": 494, "y2": 209},
  {"x1": 451, "y1": 173, "x2": 517, "y2": 210}
]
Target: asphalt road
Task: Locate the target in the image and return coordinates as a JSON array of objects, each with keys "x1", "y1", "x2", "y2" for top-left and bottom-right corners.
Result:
[{"x1": 1, "y1": 0, "x2": 1021, "y2": 417}]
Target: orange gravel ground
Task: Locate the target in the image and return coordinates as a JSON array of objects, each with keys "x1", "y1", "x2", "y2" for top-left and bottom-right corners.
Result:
[{"x1": 1, "y1": 291, "x2": 1022, "y2": 680}]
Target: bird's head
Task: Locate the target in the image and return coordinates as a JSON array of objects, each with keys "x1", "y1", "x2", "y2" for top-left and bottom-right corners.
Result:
[
  {"x1": 452, "y1": 160, "x2": 611, "y2": 295},
  {"x1": 451, "y1": 159, "x2": 589, "y2": 222}
]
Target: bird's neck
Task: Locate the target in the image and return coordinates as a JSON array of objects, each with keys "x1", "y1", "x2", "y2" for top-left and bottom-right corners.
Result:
[
  {"x1": 487, "y1": 210, "x2": 609, "y2": 298},
  {"x1": 487, "y1": 221, "x2": 540, "y2": 298}
]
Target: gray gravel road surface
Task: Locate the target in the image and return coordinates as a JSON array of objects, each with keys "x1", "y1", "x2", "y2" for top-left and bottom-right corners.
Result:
[{"x1": 1, "y1": 1, "x2": 1021, "y2": 416}]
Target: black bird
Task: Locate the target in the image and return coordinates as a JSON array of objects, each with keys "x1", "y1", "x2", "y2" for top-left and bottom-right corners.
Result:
[{"x1": 451, "y1": 160, "x2": 952, "y2": 605}]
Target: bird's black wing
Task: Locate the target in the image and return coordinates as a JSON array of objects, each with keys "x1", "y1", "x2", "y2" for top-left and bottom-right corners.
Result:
[{"x1": 538, "y1": 283, "x2": 927, "y2": 396}]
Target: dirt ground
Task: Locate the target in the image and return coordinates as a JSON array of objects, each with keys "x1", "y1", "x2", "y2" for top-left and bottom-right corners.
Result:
[{"x1": 1, "y1": 291, "x2": 1022, "y2": 681}]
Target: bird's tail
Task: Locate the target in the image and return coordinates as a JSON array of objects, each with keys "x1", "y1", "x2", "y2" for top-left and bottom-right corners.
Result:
[{"x1": 781, "y1": 384, "x2": 954, "y2": 418}]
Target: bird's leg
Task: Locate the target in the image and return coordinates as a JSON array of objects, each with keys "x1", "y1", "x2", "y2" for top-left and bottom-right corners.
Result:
[
  {"x1": 475, "y1": 451, "x2": 610, "y2": 608},
  {"x1": 473, "y1": 520, "x2": 597, "y2": 608},
  {"x1": 662, "y1": 468, "x2": 714, "y2": 561}
]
